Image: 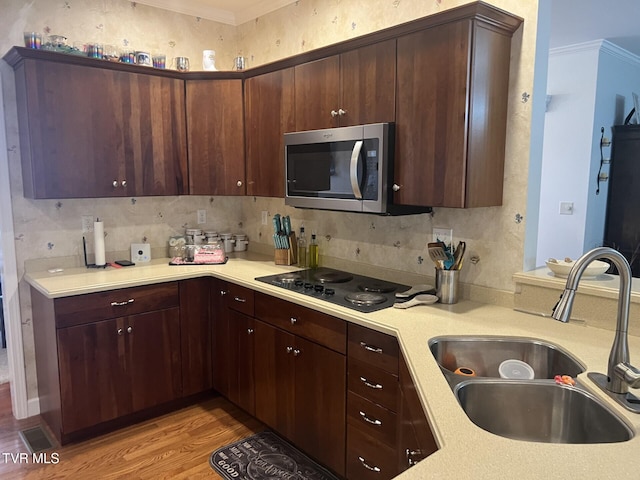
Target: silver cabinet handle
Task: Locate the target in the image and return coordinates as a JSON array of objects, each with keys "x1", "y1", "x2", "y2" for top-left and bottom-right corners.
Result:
[
  {"x1": 290, "y1": 317, "x2": 297, "y2": 325},
  {"x1": 360, "y1": 376, "x2": 383, "y2": 390},
  {"x1": 112, "y1": 180, "x2": 119, "y2": 188},
  {"x1": 349, "y1": 140, "x2": 363, "y2": 200},
  {"x1": 338, "y1": 108, "x2": 347, "y2": 116},
  {"x1": 293, "y1": 349, "x2": 301, "y2": 356},
  {"x1": 406, "y1": 449, "x2": 422, "y2": 467},
  {"x1": 359, "y1": 410, "x2": 382, "y2": 425},
  {"x1": 330, "y1": 110, "x2": 339, "y2": 117},
  {"x1": 121, "y1": 180, "x2": 127, "y2": 187},
  {"x1": 392, "y1": 183, "x2": 401, "y2": 192},
  {"x1": 359, "y1": 341, "x2": 382, "y2": 354},
  {"x1": 247, "y1": 328, "x2": 254, "y2": 334},
  {"x1": 117, "y1": 328, "x2": 124, "y2": 336},
  {"x1": 220, "y1": 290, "x2": 228, "y2": 296},
  {"x1": 111, "y1": 299, "x2": 134, "y2": 306},
  {"x1": 286, "y1": 346, "x2": 293, "y2": 354},
  {"x1": 237, "y1": 180, "x2": 243, "y2": 187},
  {"x1": 357, "y1": 456, "x2": 381, "y2": 473},
  {"x1": 234, "y1": 296, "x2": 246, "y2": 303},
  {"x1": 127, "y1": 326, "x2": 133, "y2": 334}
]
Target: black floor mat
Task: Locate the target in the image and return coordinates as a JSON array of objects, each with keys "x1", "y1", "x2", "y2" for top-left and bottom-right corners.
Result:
[
  {"x1": 19, "y1": 425, "x2": 55, "y2": 453},
  {"x1": 209, "y1": 431, "x2": 339, "y2": 480}
]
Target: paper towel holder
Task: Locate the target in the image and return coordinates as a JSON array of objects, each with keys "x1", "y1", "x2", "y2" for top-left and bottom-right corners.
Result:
[{"x1": 82, "y1": 236, "x2": 108, "y2": 269}]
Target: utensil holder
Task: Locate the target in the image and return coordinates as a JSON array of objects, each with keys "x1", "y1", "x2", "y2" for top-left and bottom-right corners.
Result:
[
  {"x1": 436, "y1": 269, "x2": 460, "y2": 304},
  {"x1": 274, "y1": 232, "x2": 297, "y2": 265}
]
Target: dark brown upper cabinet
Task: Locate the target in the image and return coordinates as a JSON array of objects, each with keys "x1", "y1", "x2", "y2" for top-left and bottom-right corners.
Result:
[
  {"x1": 394, "y1": 16, "x2": 517, "y2": 208},
  {"x1": 186, "y1": 79, "x2": 246, "y2": 196},
  {"x1": 8, "y1": 52, "x2": 187, "y2": 199},
  {"x1": 244, "y1": 68, "x2": 295, "y2": 197},
  {"x1": 294, "y1": 40, "x2": 396, "y2": 131}
]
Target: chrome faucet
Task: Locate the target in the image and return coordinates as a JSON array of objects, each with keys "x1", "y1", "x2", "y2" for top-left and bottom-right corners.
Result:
[{"x1": 552, "y1": 247, "x2": 640, "y2": 396}]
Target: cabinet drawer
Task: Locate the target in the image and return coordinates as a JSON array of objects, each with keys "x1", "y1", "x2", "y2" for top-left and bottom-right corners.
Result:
[
  {"x1": 348, "y1": 357, "x2": 398, "y2": 412},
  {"x1": 348, "y1": 323, "x2": 398, "y2": 374},
  {"x1": 347, "y1": 391, "x2": 396, "y2": 447},
  {"x1": 54, "y1": 282, "x2": 179, "y2": 328},
  {"x1": 225, "y1": 283, "x2": 255, "y2": 316},
  {"x1": 255, "y1": 293, "x2": 346, "y2": 354},
  {"x1": 346, "y1": 424, "x2": 398, "y2": 480}
]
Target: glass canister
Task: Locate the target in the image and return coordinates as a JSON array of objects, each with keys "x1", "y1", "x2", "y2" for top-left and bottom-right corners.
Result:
[
  {"x1": 220, "y1": 233, "x2": 235, "y2": 253},
  {"x1": 233, "y1": 233, "x2": 249, "y2": 252}
]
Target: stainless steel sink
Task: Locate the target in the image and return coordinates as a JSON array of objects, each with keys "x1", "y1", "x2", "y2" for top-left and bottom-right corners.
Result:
[
  {"x1": 455, "y1": 379, "x2": 634, "y2": 443},
  {"x1": 428, "y1": 336, "x2": 585, "y2": 383}
]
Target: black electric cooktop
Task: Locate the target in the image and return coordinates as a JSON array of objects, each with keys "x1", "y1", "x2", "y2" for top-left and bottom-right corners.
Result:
[{"x1": 255, "y1": 267, "x2": 411, "y2": 313}]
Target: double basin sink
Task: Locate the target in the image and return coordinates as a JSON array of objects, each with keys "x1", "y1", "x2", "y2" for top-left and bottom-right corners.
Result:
[{"x1": 428, "y1": 336, "x2": 634, "y2": 444}]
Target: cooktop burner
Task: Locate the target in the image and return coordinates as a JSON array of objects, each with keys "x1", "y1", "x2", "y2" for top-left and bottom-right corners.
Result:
[
  {"x1": 345, "y1": 292, "x2": 387, "y2": 306},
  {"x1": 255, "y1": 267, "x2": 410, "y2": 313}
]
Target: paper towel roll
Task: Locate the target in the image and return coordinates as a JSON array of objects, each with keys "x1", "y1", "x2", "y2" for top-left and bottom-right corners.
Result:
[{"x1": 94, "y1": 220, "x2": 106, "y2": 266}]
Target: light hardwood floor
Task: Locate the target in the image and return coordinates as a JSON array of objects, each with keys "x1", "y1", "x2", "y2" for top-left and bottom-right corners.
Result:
[{"x1": 0, "y1": 383, "x2": 264, "y2": 479}]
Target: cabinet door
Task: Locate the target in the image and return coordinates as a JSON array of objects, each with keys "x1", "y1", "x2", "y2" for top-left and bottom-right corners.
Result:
[
  {"x1": 395, "y1": 21, "x2": 470, "y2": 208},
  {"x1": 294, "y1": 56, "x2": 340, "y2": 131},
  {"x1": 340, "y1": 40, "x2": 396, "y2": 126},
  {"x1": 15, "y1": 59, "x2": 187, "y2": 199},
  {"x1": 253, "y1": 319, "x2": 295, "y2": 438},
  {"x1": 211, "y1": 279, "x2": 231, "y2": 397},
  {"x1": 294, "y1": 336, "x2": 346, "y2": 476},
  {"x1": 228, "y1": 310, "x2": 255, "y2": 415},
  {"x1": 245, "y1": 68, "x2": 295, "y2": 197},
  {"x1": 187, "y1": 79, "x2": 246, "y2": 195},
  {"x1": 127, "y1": 308, "x2": 182, "y2": 412},
  {"x1": 57, "y1": 318, "x2": 131, "y2": 433},
  {"x1": 180, "y1": 278, "x2": 212, "y2": 396}
]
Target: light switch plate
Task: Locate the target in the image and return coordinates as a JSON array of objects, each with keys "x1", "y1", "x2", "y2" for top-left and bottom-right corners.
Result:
[{"x1": 131, "y1": 243, "x2": 151, "y2": 263}]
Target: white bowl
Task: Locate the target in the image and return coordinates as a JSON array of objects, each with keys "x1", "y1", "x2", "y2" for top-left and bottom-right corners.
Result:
[{"x1": 545, "y1": 258, "x2": 609, "y2": 278}]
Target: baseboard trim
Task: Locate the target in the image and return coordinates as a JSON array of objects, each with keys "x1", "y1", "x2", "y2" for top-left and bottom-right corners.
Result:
[{"x1": 27, "y1": 396, "x2": 41, "y2": 417}]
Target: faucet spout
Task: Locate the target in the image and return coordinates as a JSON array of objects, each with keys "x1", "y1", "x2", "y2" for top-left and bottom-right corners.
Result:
[{"x1": 551, "y1": 247, "x2": 632, "y2": 394}]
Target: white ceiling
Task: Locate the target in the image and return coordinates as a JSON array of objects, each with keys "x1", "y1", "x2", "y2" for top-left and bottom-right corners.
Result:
[
  {"x1": 550, "y1": 0, "x2": 640, "y2": 56},
  {"x1": 131, "y1": 0, "x2": 297, "y2": 25}
]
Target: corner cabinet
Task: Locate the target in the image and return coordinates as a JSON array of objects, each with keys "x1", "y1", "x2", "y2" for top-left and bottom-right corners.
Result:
[
  {"x1": 186, "y1": 79, "x2": 246, "y2": 195},
  {"x1": 244, "y1": 68, "x2": 295, "y2": 197},
  {"x1": 6, "y1": 48, "x2": 188, "y2": 199},
  {"x1": 394, "y1": 9, "x2": 521, "y2": 208}
]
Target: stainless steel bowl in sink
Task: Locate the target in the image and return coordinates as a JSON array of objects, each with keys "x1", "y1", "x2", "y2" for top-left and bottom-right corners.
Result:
[
  {"x1": 428, "y1": 336, "x2": 585, "y2": 381},
  {"x1": 455, "y1": 379, "x2": 634, "y2": 443}
]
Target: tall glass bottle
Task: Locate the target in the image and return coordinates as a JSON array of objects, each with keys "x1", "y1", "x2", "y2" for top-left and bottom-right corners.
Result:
[
  {"x1": 309, "y1": 233, "x2": 319, "y2": 268},
  {"x1": 297, "y1": 226, "x2": 308, "y2": 267}
]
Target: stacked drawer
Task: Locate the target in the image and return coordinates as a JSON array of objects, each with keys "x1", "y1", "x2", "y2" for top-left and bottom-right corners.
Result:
[{"x1": 346, "y1": 323, "x2": 400, "y2": 480}]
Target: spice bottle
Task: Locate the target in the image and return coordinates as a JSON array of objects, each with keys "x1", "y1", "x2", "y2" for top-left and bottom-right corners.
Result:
[{"x1": 309, "y1": 233, "x2": 319, "y2": 268}]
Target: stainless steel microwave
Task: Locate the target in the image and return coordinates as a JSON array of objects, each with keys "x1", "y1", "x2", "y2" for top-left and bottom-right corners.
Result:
[{"x1": 284, "y1": 123, "x2": 429, "y2": 215}]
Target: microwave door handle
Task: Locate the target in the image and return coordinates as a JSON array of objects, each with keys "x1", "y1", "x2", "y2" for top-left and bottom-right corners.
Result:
[{"x1": 350, "y1": 140, "x2": 364, "y2": 200}]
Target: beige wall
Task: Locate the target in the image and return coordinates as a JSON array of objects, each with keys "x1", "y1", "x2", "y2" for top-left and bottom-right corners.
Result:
[{"x1": 0, "y1": 0, "x2": 540, "y2": 404}]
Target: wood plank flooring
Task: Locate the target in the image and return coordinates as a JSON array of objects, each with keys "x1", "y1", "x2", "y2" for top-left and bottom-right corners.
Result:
[{"x1": 0, "y1": 383, "x2": 265, "y2": 479}]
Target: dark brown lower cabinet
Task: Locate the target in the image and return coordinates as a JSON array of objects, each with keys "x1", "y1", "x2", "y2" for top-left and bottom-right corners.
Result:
[
  {"x1": 253, "y1": 319, "x2": 346, "y2": 477},
  {"x1": 57, "y1": 308, "x2": 182, "y2": 435},
  {"x1": 397, "y1": 353, "x2": 438, "y2": 471}
]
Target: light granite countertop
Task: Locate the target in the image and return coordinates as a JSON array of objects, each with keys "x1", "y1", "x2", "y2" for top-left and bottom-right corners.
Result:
[{"x1": 25, "y1": 253, "x2": 640, "y2": 479}]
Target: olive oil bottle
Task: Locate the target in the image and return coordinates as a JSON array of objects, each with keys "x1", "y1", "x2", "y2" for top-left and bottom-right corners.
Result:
[{"x1": 297, "y1": 226, "x2": 308, "y2": 267}]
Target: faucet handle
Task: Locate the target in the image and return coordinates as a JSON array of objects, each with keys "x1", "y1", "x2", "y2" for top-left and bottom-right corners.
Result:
[{"x1": 614, "y1": 362, "x2": 640, "y2": 388}]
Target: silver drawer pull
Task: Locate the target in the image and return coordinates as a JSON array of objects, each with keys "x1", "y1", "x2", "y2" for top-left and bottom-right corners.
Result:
[
  {"x1": 290, "y1": 317, "x2": 297, "y2": 325},
  {"x1": 127, "y1": 326, "x2": 133, "y2": 334},
  {"x1": 111, "y1": 299, "x2": 134, "y2": 306},
  {"x1": 359, "y1": 341, "x2": 383, "y2": 354},
  {"x1": 358, "y1": 456, "x2": 381, "y2": 473},
  {"x1": 234, "y1": 296, "x2": 247, "y2": 303},
  {"x1": 359, "y1": 410, "x2": 382, "y2": 425},
  {"x1": 117, "y1": 328, "x2": 124, "y2": 336},
  {"x1": 293, "y1": 349, "x2": 301, "y2": 356},
  {"x1": 360, "y1": 376, "x2": 383, "y2": 390},
  {"x1": 286, "y1": 346, "x2": 293, "y2": 354},
  {"x1": 247, "y1": 328, "x2": 254, "y2": 334}
]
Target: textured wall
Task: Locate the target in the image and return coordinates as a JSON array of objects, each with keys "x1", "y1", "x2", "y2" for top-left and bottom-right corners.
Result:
[{"x1": 0, "y1": 0, "x2": 541, "y2": 404}]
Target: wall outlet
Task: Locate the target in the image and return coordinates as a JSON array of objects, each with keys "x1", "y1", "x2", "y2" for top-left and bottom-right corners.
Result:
[
  {"x1": 81, "y1": 215, "x2": 94, "y2": 233},
  {"x1": 261, "y1": 211, "x2": 269, "y2": 225},
  {"x1": 433, "y1": 227, "x2": 453, "y2": 249},
  {"x1": 559, "y1": 202, "x2": 574, "y2": 215},
  {"x1": 197, "y1": 209, "x2": 206, "y2": 224},
  {"x1": 131, "y1": 243, "x2": 151, "y2": 263}
]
